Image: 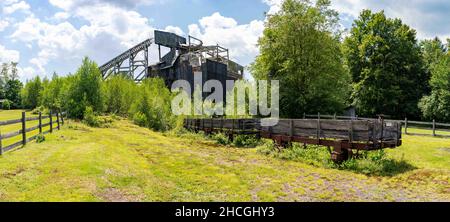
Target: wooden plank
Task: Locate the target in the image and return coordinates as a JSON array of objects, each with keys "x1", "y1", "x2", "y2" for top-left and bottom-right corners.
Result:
[
  {"x1": 1, "y1": 130, "x2": 22, "y2": 140},
  {"x1": 0, "y1": 119, "x2": 22, "y2": 126},
  {"x1": 26, "y1": 135, "x2": 38, "y2": 143},
  {"x1": 22, "y1": 112, "x2": 26, "y2": 146},
  {"x1": 25, "y1": 116, "x2": 40, "y2": 121},
  {"x1": 26, "y1": 125, "x2": 40, "y2": 133},
  {"x1": 2, "y1": 141, "x2": 23, "y2": 152},
  {"x1": 41, "y1": 122, "x2": 51, "y2": 128}
]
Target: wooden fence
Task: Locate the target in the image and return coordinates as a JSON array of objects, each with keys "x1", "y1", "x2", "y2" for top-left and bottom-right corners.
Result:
[
  {"x1": 305, "y1": 113, "x2": 450, "y2": 138},
  {"x1": 0, "y1": 111, "x2": 65, "y2": 155}
]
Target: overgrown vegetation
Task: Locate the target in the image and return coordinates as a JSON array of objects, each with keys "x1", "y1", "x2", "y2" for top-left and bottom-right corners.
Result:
[{"x1": 257, "y1": 141, "x2": 415, "y2": 176}]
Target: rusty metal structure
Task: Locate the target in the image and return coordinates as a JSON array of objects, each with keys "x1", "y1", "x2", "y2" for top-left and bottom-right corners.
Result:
[
  {"x1": 99, "y1": 30, "x2": 244, "y2": 94},
  {"x1": 184, "y1": 117, "x2": 402, "y2": 163}
]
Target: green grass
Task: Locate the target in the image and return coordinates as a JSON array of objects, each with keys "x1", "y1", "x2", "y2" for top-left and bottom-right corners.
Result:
[
  {"x1": 0, "y1": 110, "x2": 52, "y2": 148},
  {"x1": 0, "y1": 110, "x2": 448, "y2": 202}
]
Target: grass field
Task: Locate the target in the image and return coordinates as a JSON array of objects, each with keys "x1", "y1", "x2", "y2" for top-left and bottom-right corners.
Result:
[
  {"x1": 0, "y1": 110, "x2": 52, "y2": 148},
  {"x1": 0, "y1": 110, "x2": 449, "y2": 201}
]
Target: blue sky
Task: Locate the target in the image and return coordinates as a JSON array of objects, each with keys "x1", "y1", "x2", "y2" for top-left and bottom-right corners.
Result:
[{"x1": 1, "y1": 0, "x2": 449, "y2": 81}]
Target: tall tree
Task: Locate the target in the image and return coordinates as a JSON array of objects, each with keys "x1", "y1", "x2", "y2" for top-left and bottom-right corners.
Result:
[
  {"x1": 65, "y1": 57, "x2": 104, "y2": 119},
  {"x1": 21, "y1": 76, "x2": 43, "y2": 109},
  {"x1": 10, "y1": 62, "x2": 18, "y2": 81},
  {"x1": 4, "y1": 79, "x2": 23, "y2": 108},
  {"x1": 343, "y1": 10, "x2": 428, "y2": 119},
  {"x1": 419, "y1": 38, "x2": 450, "y2": 122},
  {"x1": 251, "y1": 0, "x2": 350, "y2": 118}
]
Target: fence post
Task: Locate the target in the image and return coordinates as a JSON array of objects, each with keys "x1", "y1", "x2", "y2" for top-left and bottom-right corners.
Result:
[
  {"x1": 39, "y1": 112, "x2": 42, "y2": 134},
  {"x1": 404, "y1": 117, "x2": 408, "y2": 134},
  {"x1": 0, "y1": 128, "x2": 3, "y2": 155},
  {"x1": 60, "y1": 111, "x2": 64, "y2": 125},
  {"x1": 49, "y1": 111, "x2": 53, "y2": 133},
  {"x1": 22, "y1": 112, "x2": 26, "y2": 145},
  {"x1": 56, "y1": 112, "x2": 60, "y2": 130},
  {"x1": 303, "y1": 113, "x2": 306, "y2": 119},
  {"x1": 333, "y1": 113, "x2": 336, "y2": 120},
  {"x1": 432, "y1": 119, "x2": 436, "y2": 137}
]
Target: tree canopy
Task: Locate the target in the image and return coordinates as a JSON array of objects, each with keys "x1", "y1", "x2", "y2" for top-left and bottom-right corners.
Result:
[
  {"x1": 251, "y1": 0, "x2": 350, "y2": 118},
  {"x1": 343, "y1": 10, "x2": 428, "y2": 119}
]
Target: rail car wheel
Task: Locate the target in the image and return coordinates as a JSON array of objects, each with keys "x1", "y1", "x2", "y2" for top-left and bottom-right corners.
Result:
[{"x1": 331, "y1": 148, "x2": 349, "y2": 164}]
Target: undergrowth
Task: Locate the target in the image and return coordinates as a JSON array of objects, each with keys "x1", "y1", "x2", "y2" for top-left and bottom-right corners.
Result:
[{"x1": 257, "y1": 140, "x2": 416, "y2": 176}]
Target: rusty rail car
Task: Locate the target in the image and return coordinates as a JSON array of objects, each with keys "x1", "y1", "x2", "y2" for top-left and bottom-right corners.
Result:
[{"x1": 184, "y1": 118, "x2": 402, "y2": 163}]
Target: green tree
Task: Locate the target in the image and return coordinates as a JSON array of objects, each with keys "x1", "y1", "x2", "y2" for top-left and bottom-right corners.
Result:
[
  {"x1": 65, "y1": 57, "x2": 104, "y2": 119},
  {"x1": 22, "y1": 76, "x2": 43, "y2": 109},
  {"x1": 42, "y1": 73, "x2": 64, "y2": 112},
  {"x1": 250, "y1": 0, "x2": 349, "y2": 118},
  {"x1": 104, "y1": 75, "x2": 138, "y2": 115},
  {"x1": 419, "y1": 39, "x2": 450, "y2": 122},
  {"x1": 10, "y1": 62, "x2": 18, "y2": 81},
  {"x1": 4, "y1": 79, "x2": 23, "y2": 109},
  {"x1": 0, "y1": 63, "x2": 9, "y2": 99},
  {"x1": 343, "y1": 10, "x2": 428, "y2": 118}
]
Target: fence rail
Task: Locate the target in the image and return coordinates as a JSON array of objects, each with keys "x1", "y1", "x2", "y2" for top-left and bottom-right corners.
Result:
[
  {"x1": 304, "y1": 113, "x2": 450, "y2": 138},
  {"x1": 0, "y1": 111, "x2": 65, "y2": 155}
]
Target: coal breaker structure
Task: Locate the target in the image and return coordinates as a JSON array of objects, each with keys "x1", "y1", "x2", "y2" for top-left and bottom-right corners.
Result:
[{"x1": 99, "y1": 30, "x2": 244, "y2": 101}]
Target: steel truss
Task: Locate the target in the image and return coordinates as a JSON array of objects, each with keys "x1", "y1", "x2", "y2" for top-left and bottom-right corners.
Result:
[{"x1": 99, "y1": 38, "x2": 153, "y2": 81}]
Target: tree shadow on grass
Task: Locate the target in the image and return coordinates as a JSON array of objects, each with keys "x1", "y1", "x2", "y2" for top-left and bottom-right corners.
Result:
[{"x1": 338, "y1": 157, "x2": 417, "y2": 177}]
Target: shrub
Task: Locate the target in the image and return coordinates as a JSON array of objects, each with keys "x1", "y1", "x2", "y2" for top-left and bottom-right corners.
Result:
[
  {"x1": 232, "y1": 134, "x2": 260, "y2": 148},
  {"x1": 133, "y1": 111, "x2": 148, "y2": 127},
  {"x1": 65, "y1": 57, "x2": 104, "y2": 119},
  {"x1": 212, "y1": 133, "x2": 230, "y2": 145},
  {"x1": 31, "y1": 106, "x2": 49, "y2": 115},
  {"x1": 36, "y1": 134, "x2": 45, "y2": 143},
  {"x1": 83, "y1": 106, "x2": 100, "y2": 127},
  {"x1": 2, "y1": 100, "x2": 11, "y2": 110},
  {"x1": 257, "y1": 143, "x2": 415, "y2": 176}
]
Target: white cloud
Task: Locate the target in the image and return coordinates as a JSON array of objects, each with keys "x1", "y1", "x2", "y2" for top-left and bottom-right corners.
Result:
[
  {"x1": 49, "y1": 0, "x2": 159, "y2": 11},
  {"x1": 0, "y1": 44, "x2": 20, "y2": 63},
  {"x1": 331, "y1": 0, "x2": 450, "y2": 39},
  {"x1": 10, "y1": 3, "x2": 155, "y2": 77},
  {"x1": 3, "y1": 1, "x2": 31, "y2": 14},
  {"x1": 164, "y1": 25, "x2": 184, "y2": 36},
  {"x1": 263, "y1": 0, "x2": 283, "y2": 15},
  {"x1": 0, "y1": 20, "x2": 9, "y2": 32},
  {"x1": 188, "y1": 12, "x2": 264, "y2": 67},
  {"x1": 53, "y1": 12, "x2": 70, "y2": 21}
]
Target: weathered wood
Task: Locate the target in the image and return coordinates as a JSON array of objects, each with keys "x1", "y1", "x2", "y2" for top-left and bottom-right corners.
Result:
[
  {"x1": 1, "y1": 130, "x2": 22, "y2": 140},
  {"x1": 39, "y1": 112, "x2": 42, "y2": 134},
  {"x1": 2, "y1": 141, "x2": 23, "y2": 152},
  {"x1": 0, "y1": 128, "x2": 3, "y2": 155},
  {"x1": 432, "y1": 119, "x2": 436, "y2": 136},
  {"x1": 26, "y1": 125, "x2": 40, "y2": 133},
  {"x1": 25, "y1": 116, "x2": 40, "y2": 121},
  {"x1": 57, "y1": 112, "x2": 60, "y2": 130},
  {"x1": 404, "y1": 118, "x2": 408, "y2": 134},
  {"x1": 60, "y1": 112, "x2": 64, "y2": 125},
  {"x1": 22, "y1": 112, "x2": 26, "y2": 146},
  {"x1": 0, "y1": 118, "x2": 22, "y2": 126},
  {"x1": 49, "y1": 111, "x2": 53, "y2": 133}
]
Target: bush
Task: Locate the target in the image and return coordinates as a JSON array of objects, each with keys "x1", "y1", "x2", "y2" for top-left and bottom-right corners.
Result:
[
  {"x1": 36, "y1": 134, "x2": 45, "y2": 143},
  {"x1": 232, "y1": 134, "x2": 260, "y2": 148},
  {"x1": 257, "y1": 143, "x2": 415, "y2": 176},
  {"x1": 83, "y1": 106, "x2": 100, "y2": 127},
  {"x1": 65, "y1": 57, "x2": 104, "y2": 119},
  {"x1": 212, "y1": 133, "x2": 230, "y2": 145},
  {"x1": 2, "y1": 100, "x2": 11, "y2": 110},
  {"x1": 133, "y1": 111, "x2": 148, "y2": 127},
  {"x1": 31, "y1": 106, "x2": 49, "y2": 115}
]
